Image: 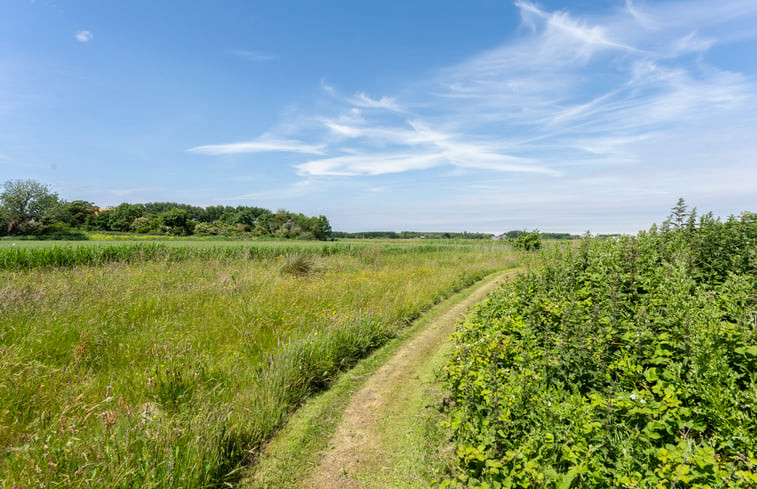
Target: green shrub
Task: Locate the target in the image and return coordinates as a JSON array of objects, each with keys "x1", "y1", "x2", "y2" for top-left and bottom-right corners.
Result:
[
  {"x1": 442, "y1": 209, "x2": 757, "y2": 488},
  {"x1": 512, "y1": 229, "x2": 542, "y2": 251}
]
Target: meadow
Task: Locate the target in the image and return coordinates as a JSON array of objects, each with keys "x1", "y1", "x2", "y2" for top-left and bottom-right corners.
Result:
[
  {"x1": 442, "y1": 210, "x2": 756, "y2": 487},
  {"x1": 0, "y1": 239, "x2": 521, "y2": 488}
]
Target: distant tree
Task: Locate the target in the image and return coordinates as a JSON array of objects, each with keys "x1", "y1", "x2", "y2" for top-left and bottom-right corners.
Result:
[
  {"x1": 200, "y1": 205, "x2": 233, "y2": 223},
  {"x1": 129, "y1": 216, "x2": 153, "y2": 233},
  {"x1": 311, "y1": 215, "x2": 332, "y2": 240},
  {"x1": 58, "y1": 200, "x2": 98, "y2": 227},
  {"x1": 161, "y1": 208, "x2": 195, "y2": 235},
  {"x1": 108, "y1": 203, "x2": 145, "y2": 232},
  {"x1": 513, "y1": 230, "x2": 542, "y2": 251},
  {"x1": 0, "y1": 179, "x2": 60, "y2": 235}
]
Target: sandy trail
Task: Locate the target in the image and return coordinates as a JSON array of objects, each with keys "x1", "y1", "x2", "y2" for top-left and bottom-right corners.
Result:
[{"x1": 302, "y1": 269, "x2": 520, "y2": 488}]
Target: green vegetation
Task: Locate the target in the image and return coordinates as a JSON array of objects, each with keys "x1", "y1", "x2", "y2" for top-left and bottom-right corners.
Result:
[
  {"x1": 512, "y1": 229, "x2": 542, "y2": 251},
  {"x1": 0, "y1": 241, "x2": 348, "y2": 270},
  {"x1": 502, "y1": 230, "x2": 577, "y2": 241},
  {"x1": 0, "y1": 179, "x2": 332, "y2": 239},
  {"x1": 0, "y1": 240, "x2": 518, "y2": 488},
  {"x1": 332, "y1": 231, "x2": 494, "y2": 240},
  {"x1": 441, "y1": 204, "x2": 756, "y2": 487}
]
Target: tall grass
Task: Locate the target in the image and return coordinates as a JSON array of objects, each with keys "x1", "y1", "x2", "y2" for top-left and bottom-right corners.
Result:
[
  {"x1": 0, "y1": 242, "x2": 521, "y2": 488},
  {"x1": 0, "y1": 239, "x2": 505, "y2": 270},
  {"x1": 0, "y1": 242, "x2": 351, "y2": 270}
]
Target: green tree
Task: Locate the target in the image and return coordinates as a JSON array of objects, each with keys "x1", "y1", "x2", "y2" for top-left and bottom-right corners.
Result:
[
  {"x1": 58, "y1": 200, "x2": 98, "y2": 227},
  {"x1": 311, "y1": 215, "x2": 332, "y2": 240},
  {"x1": 129, "y1": 216, "x2": 153, "y2": 233},
  {"x1": 0, "y1": 179, "x2": 60, "y2": 235},
  {"x1": 109, "y1": 203, "x2": 145, "y2": 232},
  {"x1": 161, "y1": 208, "x2": 195, "y2": 235},
  {"x1": 513, "y1": 229, "x2": 542, "y2": 251}
]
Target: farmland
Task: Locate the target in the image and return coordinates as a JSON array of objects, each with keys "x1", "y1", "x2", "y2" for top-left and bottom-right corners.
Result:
[
  {"x1": 0, "y1": 239, "x2": 521, "y2": 488},
  {"x1": 442, "y1": 210, "x2": 757, "y2": 487}
]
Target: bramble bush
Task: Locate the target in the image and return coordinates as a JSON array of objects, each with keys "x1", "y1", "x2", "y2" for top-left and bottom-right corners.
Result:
[{"x1": 442, "y1": 205, "x2": 756, "y2": 488}]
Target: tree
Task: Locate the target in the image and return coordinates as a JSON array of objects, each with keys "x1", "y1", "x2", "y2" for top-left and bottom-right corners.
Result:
[
  {"x1": 108, "y1": 203, "x2": 145, "y2": 231},
  {"x1": 311, "y1": 215, "x2": 332, "y2": 240},
  {"x1": 58, "y1": 200, "x2": 98, "y2": 227},
  {"x1": 161, "y1": 208, "x2": 195, "y2": 235},
  {"x1": 0, "y1": 179, "x2": 60, "y2": 235},
  {"x1": 513, "y1": 229, "x2": 542, "y2": 251}
]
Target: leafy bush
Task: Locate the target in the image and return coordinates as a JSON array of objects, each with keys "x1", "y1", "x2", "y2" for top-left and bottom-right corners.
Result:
[
  {"x1": 512, "y1": 230, "x2": 542, "y2": 251},
  {"x1": 442, "y1": 208, "x2": 757, "y2": 488}
]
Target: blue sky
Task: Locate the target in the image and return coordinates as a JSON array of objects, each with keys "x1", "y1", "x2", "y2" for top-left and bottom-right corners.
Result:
[{"x1": 1, "y1": 0, "x2": 755, "y2": 233}]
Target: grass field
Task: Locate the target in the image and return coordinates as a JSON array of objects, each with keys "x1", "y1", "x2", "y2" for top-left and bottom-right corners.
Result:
[{"x1": 0, "y1": 239, "x2": 521, "y2": 488}]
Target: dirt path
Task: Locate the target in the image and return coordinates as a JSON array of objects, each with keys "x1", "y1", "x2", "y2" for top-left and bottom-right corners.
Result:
[{"x1": 300, "y1": 269, "x2": 520, "y2": 488}]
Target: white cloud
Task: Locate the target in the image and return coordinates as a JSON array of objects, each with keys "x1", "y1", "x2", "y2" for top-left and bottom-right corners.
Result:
[
  {"x1": 188, "y1": 138, "x2": 325, "y2": 155},
  {"x1": 347, "y1": 92, "x2": 406, "y2": 112},
  {"x1": 75, "y1": 30, "x2": 93, "y2": 43},
  {"x1": 297, "y1": 153, "x2": 442, "y2": 176},
  {"x1": 296, "y1": 142, "x2": 555, "y2": 177},
  {"x1": 671, "y1": 32, "x2": 715, "y2": 55}
]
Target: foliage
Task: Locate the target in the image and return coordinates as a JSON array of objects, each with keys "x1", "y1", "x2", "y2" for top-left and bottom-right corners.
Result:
[
  {"x1": 0, "y1": 179, "x2": 61, "y2": 235},
  {"x1": 442, "y1": 203, "x2": 757, "y2": 488},
  {"x1": 0, "y1": 180, "x2": 333, "y2": 240},
  {"x1": 504, "y1": 231, "x2": 576, "y2": 240},
  {"x1": 512, "y1": 229, "x2": 542, "y2": 251},
  {"x1": 0, "y1": 240, "x2": 520, "y2": 488},
  {"x1": 332, "y1": 231, "x2": 494, "y2": 239}
]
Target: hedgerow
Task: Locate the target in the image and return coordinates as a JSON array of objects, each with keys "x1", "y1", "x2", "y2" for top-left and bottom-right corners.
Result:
[{"x1": 442, "y1": 205, "x2": 756, "y2": 488}]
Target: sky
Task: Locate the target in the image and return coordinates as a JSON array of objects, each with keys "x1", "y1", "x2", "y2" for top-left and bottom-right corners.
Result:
[{"x1": 1, "y1": 0, "x2": 755, "y2": 234}]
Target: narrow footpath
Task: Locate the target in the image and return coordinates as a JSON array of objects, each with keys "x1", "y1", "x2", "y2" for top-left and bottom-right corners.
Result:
[{"x1": 244, "y1": 268, "x2": 521, "y2": 489}]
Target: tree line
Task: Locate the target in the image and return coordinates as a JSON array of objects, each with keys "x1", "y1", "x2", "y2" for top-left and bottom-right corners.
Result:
[
  {"x1": 0, "y1": 180, "x2": 332, "y2": 240},
  {"x1": 330, "y1": 231, "x2": 493, "y2": 239}
]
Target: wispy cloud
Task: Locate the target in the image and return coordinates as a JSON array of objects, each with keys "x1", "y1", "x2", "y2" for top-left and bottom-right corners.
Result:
[
  {"x1": 347, "y1": 92, "x2": 406, "y2": 113},
  {"x1": 514, "y1": 0, "x2": 642, "y2": 57},
  {"x1": 297, "y1": 153, "x2": 442, "y2": 176},
  {"x1": 229, "y1": 49, "x2": 277, "y2": 61},
  {"x1": 75, "y1": 30, "x2": 93, "y2": 43},
  {"x1": 188, "y1": 138, "x2": 325, "y2": 155}
]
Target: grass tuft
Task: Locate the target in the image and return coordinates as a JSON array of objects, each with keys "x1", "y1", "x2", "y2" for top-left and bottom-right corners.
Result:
[{"x1": 277, "y1": 253, "x2": 316, "y2": 276}]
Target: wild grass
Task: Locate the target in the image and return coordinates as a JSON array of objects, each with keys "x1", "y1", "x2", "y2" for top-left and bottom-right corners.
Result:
[{"x1": 0, "y1": 241, "x2": 521, "y2": 488}]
